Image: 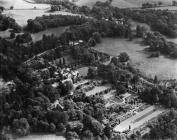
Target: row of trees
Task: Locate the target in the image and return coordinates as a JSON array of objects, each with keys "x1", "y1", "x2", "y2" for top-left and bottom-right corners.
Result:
[
  {"x1": 129, "y1": 9, "x2": 177, "y2": 38},
  {"x1": 144, "y1": 109, "x2": 177, "y2": 140},
  {"x1": 143, "y1": 32, "x2": 177, "y2": 58},
  {"x1": 0, "y1": 14, "x2": 21, "y2": 32},
  {"x1": 85, "y1": 1, "x2": 177, "y2": 38},
  {"x1": 26, "y1": 15, "x2": 89, "y2": 33}
]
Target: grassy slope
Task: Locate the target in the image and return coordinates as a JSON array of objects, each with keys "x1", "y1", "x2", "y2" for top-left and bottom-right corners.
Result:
[
  {"x1": 0, "y1": 0, "x2": 49, "y2": 9},
  {"x1": 75, "y1": 0, "x2": 173, "y2": 8}
]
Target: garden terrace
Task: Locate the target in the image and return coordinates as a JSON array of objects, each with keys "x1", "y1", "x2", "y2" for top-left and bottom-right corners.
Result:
[{"x1": 113, "y1": 106, "x2": 166, "y2": 133}]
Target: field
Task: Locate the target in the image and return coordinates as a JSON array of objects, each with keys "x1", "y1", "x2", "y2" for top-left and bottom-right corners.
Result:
[
  {"x1": 149, "y1": 6, "x2": 177, "y2": 11},
  {"x1": 75, "y1": 0, "x2": 173, "y2": 8},
  {"x1": 113, "y1": 106, "x2": 165, "y2": 133},
  {"x1": 0, "y1": 0, "x2": 49, "y2": 9},
  {"x1": 1, "y1": 0, "x2": 79, "y2": 26},
  {"x1": 75, "y1": 0, "x2": 139, "y2": 8},
  {"x1": 93, "y1": 38, "x2": 177, "y2": 80},
  {"x1": 3, "y1": 9, "x2": 79, "y2": 27}
]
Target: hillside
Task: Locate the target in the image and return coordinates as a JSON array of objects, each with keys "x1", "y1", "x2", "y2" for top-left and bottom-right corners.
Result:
[
  {"x1": 0, "y1": 0, "x2": 49, "y2": 9},
  {"x1": 75, "y1": 0, "x2": 173, "y2": 8}
]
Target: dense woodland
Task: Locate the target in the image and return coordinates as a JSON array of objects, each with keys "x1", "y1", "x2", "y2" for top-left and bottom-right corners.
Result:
[
  {"x1": 25, "y1": 15, "x2": 89, "y2": 33},
  {"x1": 144, "y1": 109, "x2": 177, "y2": 140},
  {"x1": 143, "y1": 32, "x2": 177, "y2": 58},
  {"x1": 129, "y1": 9, "x2": 177, "y2": 38},
  {"x1": 0, "y1": 14, "x2": 21, "y2": 32}
]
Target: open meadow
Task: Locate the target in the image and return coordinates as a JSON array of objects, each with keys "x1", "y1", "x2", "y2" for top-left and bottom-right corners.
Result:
[
  {"x1": 0, "y1": 0, "x2": 49, "y2": 9},
  {"x1": 93, "y1": 38, "x2": 177, "y2": 80},
  {"x1": 1, "y1": 0, "x2": 79, "y2": 26},
  {"x1": 75, "y1": 0, "x2": 173, "y2": 8}
]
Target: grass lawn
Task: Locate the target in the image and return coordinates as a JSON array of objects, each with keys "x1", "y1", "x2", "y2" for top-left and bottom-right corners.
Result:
[
  {"x1": 0, "y1": 0, "x2": 49, "y2": 9},
  {"x1": 75, "y1": 0, "x2": 139, "y2": 8},
  {"x1": 149, "y1": 6, "x2": 177, "y2": 11},
  {"x1": 93, "y1": 38, "x2": 177, "y2": 80},
  {"x1": 3, "y1": 9, "x2": 79, "y2": 26},
  {"x1": 2, "y1": 0, "x2": 80, "y2": 26},
  {"x1": 75, "y1": 0, "x2": 173, "y2": 8}
]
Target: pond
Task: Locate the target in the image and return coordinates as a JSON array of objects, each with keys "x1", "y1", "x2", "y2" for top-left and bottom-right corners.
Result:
[
  {"x1": 94, "y1": 38, "x2": 177, "y2": 80},
  {"x1": 31, "y1": 26, "x2": 68, "y2": 42}
]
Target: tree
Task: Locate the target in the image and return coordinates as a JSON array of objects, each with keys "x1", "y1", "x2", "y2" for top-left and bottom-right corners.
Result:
[
  {"x1": 104, "y1": 124, "x2": 112, "y2": 139},
  {"x1": 12, "y1": 118, "x2": 30, "y2": 136},
  {"x1": 154, "y1": 75, "x2": 158, "y2": 84},
  {"x1": 15, "y1": 33, "x2": 32, "y2": 43},
  {"x1": 38, "y1": 120, "x2": 49, "y2": 132},
  {"x1": 118, "y1": 52, "x2": 129, "y2": 62},
  {"x1": 0, "y1": 6, "x2": 4, "y2": 13},
  {"x1": 67, "y1": 121, "x2": 84, "y2": 134},
  {"x1": 94, "y1": 103, "x2": 105, "y2": 122},
  {"x1": 92, "y1": 32, "x2": 102, "y2": 43},
  {"x1": 10, "y1": 6, "x2": 14, "y2": 10},
  {"x1": 57, "y1": 123, "x2": 66, "y2": 132},
  {"x1": 66, "y1": 131, "x2": 79, "y2": 140},
  {"x1": 127, "y1": 25, "x2": 133, "y2": 40},
  {"x1": 88, "y1": 37, "x2": 96, "y2": 47},
  {"x1": 82, "y1": 130, "x2": 93, "y2": 139},
  {"x1": 63, "y1": 57, "x2": 66, "y2": 65},
  {"x1": 91, "y1": 120, "x2": 103, "y2": 136},
  {"x1": 47, "y1": 111, "x2": 69, "y2": 125},
  {"x1": 87, "y1": 67, "x2": 97, "y2": 78},
  {"x1": 116, "y1": 84, "x2": 126, "y2": 95},
  {"x1": 131, "y1": 75, "x2": 139, "y2": 85},
  {"x1": 63, "y1": 79, "x2": 74, "y2": 95},
  {"x1": 95, "y1": 136, "x2": 102, "y2": 140},
  {"x1": 10, "y1": 32, "x2": 15, "y2": 39},
  {"x1": 49, "y1": 123, "x2": 56, "y2": 133},
  {"x1": 136, "y1": 25, "x2": 142, "y2": 37},
  {"x1": 27, "y1": 19, "x2": 43, "y2": 32},
  {"x1": 111, "y1": 57, "x2": 119, "y2": 66}
]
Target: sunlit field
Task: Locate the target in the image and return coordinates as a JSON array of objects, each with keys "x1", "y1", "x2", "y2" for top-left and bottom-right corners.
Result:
[
  {"x1": 75, "y1": 0, "x2": 139, "y2": 8},
  {"x1": 0, "y1": 0, "x2": 49, "y2": 9},
  {"x1": 3, "y1": 9, "x2": 79, "y2": 27},
  {"x1": 1, "y1": 0, "x2": 79, "y2": 26},
  {"x1": 75, "y1": 0, "x2": 173, "y2": 8},
  {"x1": 94, "y1": 38, "x2": 177, "y2": 80},
  {"x1": 149, "y1": 6, "x2": 177, "y2": 11}
]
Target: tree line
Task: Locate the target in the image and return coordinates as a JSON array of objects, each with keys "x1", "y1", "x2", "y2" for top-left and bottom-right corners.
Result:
[{"x1": 25, "y1": 15, "x2": 89, "y2": 33}]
